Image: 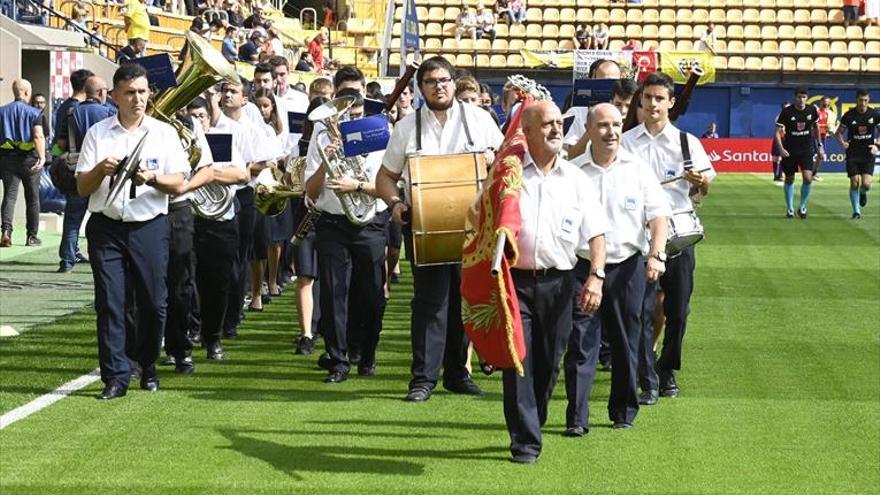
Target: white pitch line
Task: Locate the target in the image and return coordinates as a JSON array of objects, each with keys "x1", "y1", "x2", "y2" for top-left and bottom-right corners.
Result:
[{"x1": 0, "y1": 369, "x2": 101, "y2": 430}]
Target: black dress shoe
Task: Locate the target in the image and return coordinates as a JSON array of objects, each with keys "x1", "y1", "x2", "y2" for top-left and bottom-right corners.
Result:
[
  {"x1": 443, "y1": 377, "x2": 483, "y2": 396},
  {"x1": 56, "y1": 264, "x2": 74, "y2": 273},
  {"x1": 75, "y1": 252, "x2": 89, "y2": 263},
  {"x1": 175, "y1": 356, "x2": 195, "y2": 374},
  {"x1": 405, "y1": 386, "x2": 432, "y2": 402},
  {"x1": 598, "y1": 359, "x2": 613, "y2": 372},
  {"x1": 659, "y1": 374, "x2": 679, "y2": 398},
  {"x1": 97, "y1": 383, "x2": 127, "y2": 400},
  {"x1": 140, "y1": 376, "x2": 159, "y2": 392},
  {"x1": 638, "y1": 389, "x2": 659, "y2": 406},
  {"x1": 612, "y1": 422, "x2": 634, "y2": 430},
  {"x1": 390, "y1": 273, "x2": 400, "y2": 284},
  {"x1": 357, "y1": 363, "x2": 377, "y2": 376},
  {"x1": 317, "y1": 352, "x2": 333, "y2": 370},
  {"x1": 563, "y1": 426, "x2": 586, "y2": 437},
  {"x1": 160, "y1": 354, "x2": 176, "y2": 366},
  {"x1": 207, "y1": 343, "x2": 226, "y2": 360},
  {"x1": 295, "y1": 336, "x2": 314, "y2": 355},
  {"x1": 222, "y1": 328, "x2": 239, "y2": 339},
  {"x1": 324, "y1": 370, "x2": 348, "y2": 383},
  {"x1": 510, "y1": 453, "x2": 538, "y2": 464},
  {"x1": 348, "y1": 351, "x2": 361, "y2": 365}
]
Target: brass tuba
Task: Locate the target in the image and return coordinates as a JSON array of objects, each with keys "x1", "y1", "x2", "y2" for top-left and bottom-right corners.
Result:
[
  {"x1": 254, "y1": 156, "x2": 305, "y2": 217},
  {"x1": 149, "y1": 31, "x2": 241, "y2": 219},
  {"x1": 309, "y1": 96, "x2": 377, "y2": 226}
]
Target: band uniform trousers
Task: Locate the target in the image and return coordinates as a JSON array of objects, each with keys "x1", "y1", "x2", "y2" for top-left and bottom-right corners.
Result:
[
  {"x1": 346, "y1": 211, "x2": 391, "y2": 357},
  {"x1": 86, "y1": 213, "x2": 170, "y2": 387},
  {"x1": 164, "y1": 201, "x2": 195, "y2": 360},
  {"x1": 195, "y1": 214, "x2": 239, "y2": 348},
  {"x1": 224, "y1": 187, "x2": 254, "y2": 334},
  {"x1": 316, "y1": 213, "x2": 386, "y2": 373},
  {"x1": 639, "y1": 245, "x2": 695, "y2": 390},
  {"x1": 565, "y1": 255, "x2": 645, "y2": 429},
  {"x1": 504, "y1": 268, "x2": 575, "y2": 459},
  {"x1": 0, "y1": 151, "x2": 40, "y2": 236},
  {"x1": 405, "y1": 230, "x2": 470, "y2": 390}
]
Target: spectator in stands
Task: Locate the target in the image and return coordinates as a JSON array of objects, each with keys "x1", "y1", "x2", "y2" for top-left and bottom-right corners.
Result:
[
  {"x1": 117, "y1": 37, "x2": 147, "y2": 63},
  {"x1": 455, "y1": 8, "x2": 479, "y2": 44},
  {"x1": 70, "y1": 2, "x2": 89, "y2": 31},
  {"x1": 238, "y1": 29, "x2": 264, "y2": 64},
  {"x1": 594, "y1": 23, "x2": 609, "y2": 50},
  {"x1": 293, "y1": 82, "x2": 307, "y2": 94},
  {"x1": 867, "y1": 0, "x2": 879, "y2": 26},
  {"x1": 843, "y1": 0, "x2": 860, "y2": 27},
  {"x1": 308, "y1": 30, "x2": 328, "y2": 74},
  {"x1": 89, "y1": 23, "x2": 108, "y2": 57},
  {"x1": 221, "y1": 25, "x2": 239, "y2": 63},
  {"x1": 227, "y1": 0, "x2": 245, "y2": 27},
  {"x1": 266, "y1": 28, "x2": 284, "y2": 57},
  {"x1": 366, "y1": 81, "x2": 383, "y2": 100},
  {"x1": 702, "y1": 122, "x2": 719, "y2": 139},
  {"x1": 494, "y1": 0, "x2": 513, "y2": 24},
  {"x1": 207, "y1": 18, "x2": 224, "y2": 41},
  {"x1": 478, "y1": 8, "x2": 497, "y2": 42},
  {"x1": 243, "y1": 5, "x2": 265, "y2": 29},
  {"x1": 122, "y1": 0, "x2": 150, "y2": 46},
  {"x1": 189, "y1": 16, "x2": 209, "y2": 38},
  {"x1": 622, "y1": 38, "x2": 641, "y2": 50},
  {"x1": 698, "y1": 22, "x2": 717, "y2": 55},
  {"x1": 296, "y1": 51, "x2": 315, "y2": 72},
  {"x1": 510, "y1": 0, "x2": 526, "y2": 24},
  {"x1": 0, "y1": 79, "x2": 46, "y2": 248},
  {"x1": 575, "y1": 24, "x2": 593, "y2": 50}
]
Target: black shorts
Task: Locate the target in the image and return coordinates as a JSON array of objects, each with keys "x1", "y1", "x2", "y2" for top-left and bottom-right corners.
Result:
[
  {"x1": 250, "y1": 211, "x2": 268, "y2": 260},
  {"x1": 292, "y1": 201, "x2": 318, "y2": 279},
  {"x1": 846, "y1": 157, "x2": 875, "y2": 177},
  {"x1": 781, "y1": 152, "x2": 814, "y2": 175},
  {"x1": 384, "y1": 210, "x2": 402, "y2": 248},
  {"x1": 844, "y1": 5, "x2": 859, "y2": 21}
]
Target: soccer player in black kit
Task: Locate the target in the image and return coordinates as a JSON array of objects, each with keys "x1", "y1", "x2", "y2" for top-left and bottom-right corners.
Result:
[
  {"x1": 836, "y1": 89, "x2": 880, "y2": 219},
  {"x1": 775, "y1": 88, "x2": 824, "y2": 219}
]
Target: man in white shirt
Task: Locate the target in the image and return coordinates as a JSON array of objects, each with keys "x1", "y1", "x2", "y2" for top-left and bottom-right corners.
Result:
[
  {"x1": 269, "y1": 55, "x2": 310, "y2": 152},
  {"x1": 305, "y1": 79, "x2": 389, "y2": 383},
  {"x1": 377, "y1": 56, "x2": 504, "y2": 402},
  {"x1": 503, "y1": 100, "x2": 608, "y2": 464},
  {"x1": 563, "y1": 59, "x2": 621, "y2": 154},
  {"x1": 621, "y1": 72, "x2": 715, "y2": 403},
  {"x1": 75, "y1": 64, "x2": 189, "y2": 400},
  {"x1": 455, "y1": 8, "x2": 478, "y2": 44},
  {"x1": 564, "y1": 103, "x2": 671, "y2": 435}
]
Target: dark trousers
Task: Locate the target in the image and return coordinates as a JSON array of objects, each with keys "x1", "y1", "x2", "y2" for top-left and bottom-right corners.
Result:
[
  {"x1": 0, "y1": 151, "x2": 40, "y2": 235},
  {"x1": 86, "y1": 213, "x2": 170, "y2": 386},
  {"x1": 639, "y1": 246, "x2": 695, "y2": 389},
  {"x1": 406, "y1": 240, "x2": 469, "y2": 389},
  {"x1": 316, "y1": 213, "x2": 386, "y2": 373},
  {"x1": 195, "y1": 214, "x2": 239, "y2": 347},
  {"x1": 224, "y1": 188, "x2": 254, "y2": 334},
  {"x1": 565, "y1": 255, "x2": 645, "y2": 429},
  {"x1": 504, "y1": 268, "x2": 575, "y2": 459},
  {"x1": 164, "y1": 202, "x2": 195, "y2": 359},
  {"x1": 58, "y1": 193, "x2": 89, "y2": 269}
]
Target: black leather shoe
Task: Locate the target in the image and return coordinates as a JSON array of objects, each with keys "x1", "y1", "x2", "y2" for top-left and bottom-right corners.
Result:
[
  {"x1": 405, "y1": 387, "x2": 432, "y2": 402},
  {"x1": 510, "y1": 453, "x2": 538, "y2": 464},
  {"x1": 295, "y1": 336, "x2": 314, "y2": 355},
  {"x1": 97, "y1": 383, "x2": 127, "y2": 400},
  {"x1": 638, "y1": 389, "x2": 659, "y2": 406},
  {"x1": 612, "y1": 422, "x2": 634, "y2": 430},
  {"x1": 317, "y1": 352, "x2": 333, "y2": 370},
  {"x1": 324, "y1": 370, "x2": 348, "y2": 383},
  {"x1": 659, "y1": 374, "x2": 679, "y2": 398},
  {"x1": 563, "y1": 426, "x2": 586, "y2": 437},
  {"x1": 175, "y1": 356, "x2": 194, "y2": 374},
  {"x1": 860, "y1": 190, "x2": 868, "y2": 207},
  {"x1": 443, "y1": 377, "x2": 483, "y2": 396},
  {"x1": 348, "y1": 351, "x2": 361, "y2": 365},
  {"x1": 598, "y1": 358, "x2": 613, "y2": 372},
  {"x1": 56, "y1": 264, "x2": 74, "y2": 273},
  {"x1": 207, "y1": 343, "x2": 226, "y2": 361},
  {"x1": 140, "y1": 376, "x2": 159, "y2": 392},
  {"x1": 357, "y1": 363, "x2": 377, "y2": 376},
  {"x1": 223, "y1": 328, "x2": 239, "y2": 339},
  {"x1": 75, "y1": 252, "x2": 89, "y2": 264},
  {"x1": 160, "y1": 354, "x2": 176, "y2": 366}
]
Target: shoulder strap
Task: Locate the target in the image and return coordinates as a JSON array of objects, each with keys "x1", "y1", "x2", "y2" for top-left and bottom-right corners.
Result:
[
  {"x1": 680, "y1": 131, "x2": 692, "y2": 170},
  {"x1": 416, "y1": 106, "x2": 422, "y2": 153},
  {"x1": 415, "y1": 102, "x2": 474, "y2": 152},
  {"x1": 459, "y1": 100, "x2": 474, "y2": 148},
  {"x1": 68, "y1": 106, "x2": 79, "y2": 153}
]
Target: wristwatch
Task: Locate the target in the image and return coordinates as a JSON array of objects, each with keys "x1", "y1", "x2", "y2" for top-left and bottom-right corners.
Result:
[
  {"x1": 653, "y1": 251, "x2": 668, "y2": 263},
  {"x1": 356, "y1": 181, "x2": 364, "y2": 192},
  {"x1": 590, "y1": 268, "x2": 606, "y2": 280}
]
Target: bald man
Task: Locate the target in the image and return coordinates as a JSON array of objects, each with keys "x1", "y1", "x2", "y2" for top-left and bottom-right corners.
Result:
[
  {"x1": 501, "y1": 100, "x2": 608, "y2": 464},
  {"x1": 563, "y1": 59, "x2": 623, "y2": 153},
  {"x1": 0, "y1": 79, "x2": 46, "y2": 247},
  {"x1": 564, "y1": 104, "x2": 671, "y2": 434}
]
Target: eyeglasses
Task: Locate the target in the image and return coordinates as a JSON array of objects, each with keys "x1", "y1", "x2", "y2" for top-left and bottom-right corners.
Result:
[{"x1": 422, "y1": 77, "x2": 453, "y2": 89}]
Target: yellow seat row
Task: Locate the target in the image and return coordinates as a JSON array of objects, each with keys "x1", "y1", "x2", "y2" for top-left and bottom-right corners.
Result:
[{"x1": 395, "y1": 0, "x2": 842, "y2": 8}]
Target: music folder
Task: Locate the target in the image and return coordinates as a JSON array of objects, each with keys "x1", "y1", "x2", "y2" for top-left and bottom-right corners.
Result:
[
  {"x1": 205, "y1": 133, "x2": 233, "y2": 163},
  {"x1": 287, "y1": 112, "x2": 306, "y2": 134},
  {"x1": 130, "y1": 54, "x2": 177, "y2": 92},
  {"x1": 572, "y1": 79, "x2": 616, "y2": 108},
  {"x1": 340, "y1": 115, "x2": 390, "y2": 158},
  {"x1": 491, "y1": 104, "x2": 506, "y2": 125},
  {"x1": 563, "y1": 114, "x2": 575, "y2": 136},
  {"x1": 364, "y1": 98, "x2": 386, "y2": 116}
]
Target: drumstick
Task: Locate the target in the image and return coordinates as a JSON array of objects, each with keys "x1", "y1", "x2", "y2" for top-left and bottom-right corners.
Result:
[{"x1": 660, "y1": 167, "x2": 712, "y2": 185}]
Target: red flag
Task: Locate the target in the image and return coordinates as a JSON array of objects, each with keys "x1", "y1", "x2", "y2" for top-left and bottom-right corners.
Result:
[
  {"x1": 633, "y1": 50, "x2": 658, "y2": 83},
  {"x1": 461, "y1": 97, "x2": 533, "y2": 376}
]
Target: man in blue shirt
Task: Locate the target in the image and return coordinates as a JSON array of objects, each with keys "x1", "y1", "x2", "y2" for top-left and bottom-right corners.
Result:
[
  {"x1": 0, "y1": 79, "x2": 46, "y2": 247},
  {"x1": 221, "y1": 26, "x2": 238, "y2": 63}
]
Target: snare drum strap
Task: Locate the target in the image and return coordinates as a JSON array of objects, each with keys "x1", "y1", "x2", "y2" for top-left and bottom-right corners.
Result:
[
  {"x1": 416, "y1": 100, "x2": 474, "y2": 153},
  {"x1": 680, "y1": 132, "x2": 692, "y2": 170}
]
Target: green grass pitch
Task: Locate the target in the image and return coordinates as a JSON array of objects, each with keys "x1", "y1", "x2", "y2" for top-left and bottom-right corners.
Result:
[{"x1": 1, "y1": 173, "x2": 878, "y2": 494}]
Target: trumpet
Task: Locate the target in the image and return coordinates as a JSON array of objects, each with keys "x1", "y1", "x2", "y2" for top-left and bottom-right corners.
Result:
[{"x1": 309, "y1": 95, "x2": 377, "y2": 226}]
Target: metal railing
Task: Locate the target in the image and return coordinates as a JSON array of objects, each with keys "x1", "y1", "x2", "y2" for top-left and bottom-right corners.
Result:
[{"x1": 16, "y1": 0, "x2": 119, "y2": 60}]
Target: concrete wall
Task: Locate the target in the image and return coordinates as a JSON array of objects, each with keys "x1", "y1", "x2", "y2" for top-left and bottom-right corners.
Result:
[{"x1": 0, "y1": 28, "x2": 22, "y2": 104}]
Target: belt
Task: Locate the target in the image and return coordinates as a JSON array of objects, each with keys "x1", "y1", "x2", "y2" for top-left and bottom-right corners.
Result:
[
  {"x1": 169, "y1": 201, "x2": 191, "y2": 212},
  {"x1": 510, "y1": 267, "x2": 565, "y2": 278}
]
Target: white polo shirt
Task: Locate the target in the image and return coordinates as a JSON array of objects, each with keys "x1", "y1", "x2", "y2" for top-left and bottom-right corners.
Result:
[
  {"x1": 563, "y1": 105, "x2": 589, "y2": 147},
  {"x1": 382, "y1": 101, "x2": 504, "y2": 190},
  {"x1": 76, "y1": 114, "x2": 189, "y2": 222},
  {"x1": 572, "y1": 145, "x2": 672, "y2": 264},
  {"x1": 171, "y1": 117, "x2": 214, "y2": 205},
  {"x1": 217, "y1": 110, "x2": 279, "y2": 187},
  {"x1": 304, "y1": 121, "x2": 387, "y2": 216},
  {"x1": 208, "y1": 113, "x2": 260, "y2": 221},
  {"x1": 621, "y1": 122, "x2": 716, "y2": 212},
  {"x1": 277, "y1": 89, "x2": 310, "y2": 156},
  {"x1": 515, "y1": 153, "x2": 610, "y2": 271}
]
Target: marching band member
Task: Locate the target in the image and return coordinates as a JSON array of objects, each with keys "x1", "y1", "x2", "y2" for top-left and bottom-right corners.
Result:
[
  {"x1": 75, "y1": 65, "x2": 188, "y2": 399},
  {"x1": 376, "y1": 56, "x2": 504, "y2": 402},
  {"x1": 563, "y1": 59, "x2": 622, "y2": 155},
  {"x1": 304, "y1": 67, "x2": 388, "y2": 383},
  {"x1": 503, "y1": 100, "x2": 608, "y2": 463},
  {"x1": 564, "y1": 103, "x2": 670, "y2": 435},
  {"x1": 621, "y1": 72, "x2": 715, "y2": 404}
]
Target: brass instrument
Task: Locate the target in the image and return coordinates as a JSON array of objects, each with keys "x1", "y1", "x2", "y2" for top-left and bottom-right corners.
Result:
[
  {"x1": 255, "y1": 157, "x2": 305, "y2": 216},
  {"x1": 309, "y1": 95, "x2": 377, "y2": 226},
  {"x1": 105, "y1": 131, "x2": 150, "y2": 206}
]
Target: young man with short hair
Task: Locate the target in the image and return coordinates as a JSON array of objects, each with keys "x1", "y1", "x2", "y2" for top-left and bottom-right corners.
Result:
[
  {"x1": 836, "y1": 89, "x2": 879, "y2": 219},
  {"x1": 775, "y1": 87, "x2": 824, "y2": 219}
]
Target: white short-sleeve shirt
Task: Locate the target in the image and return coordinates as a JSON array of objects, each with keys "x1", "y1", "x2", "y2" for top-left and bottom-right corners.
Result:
[
  {"x1": 207, "y1": 114, "x2": 255, "y2": 221},
  {"x1": 563, "y1": 105, "x2": 589, "y2": 147},
  {"x1": 76, "y1": 114, "x2": 189, "y2": 222},
  {"x1": 278, "y1": 89, "x2": 310, "y2": 156},
  {"x1": 515, "y1": 153, "x2": 610, "y2": 271},
  {"x1": 572, "y1": 145, "x2": 672, "y2": 263},
  {"x1": 621, "y1": 122, "x2": 716, "y2": 212},
  {"x1": 382, "y1": 101, "x2": 504, "y2": 189},
  {"x1": 172, "y1": 116, "x2": 214, "y2": 204}
]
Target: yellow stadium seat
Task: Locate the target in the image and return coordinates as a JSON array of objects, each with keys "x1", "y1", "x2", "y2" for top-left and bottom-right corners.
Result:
[
  {"x1": 441, "y1": 53, "x2": 456, "y2": 64},
  {"x1": 561, "y1": 8, "x2": 577, "y2": 21},
  {"x1": 694, "y1": 0, "x2": 711, "y2": 6},
  {"x1": 643, "y1": 40, "x2": 660, "y2": 51},
  {"x1": 745, "y1": 56, "x2": 763, "y2": 70},
  {"x1": 659, "y1": 25, "x2": 676, "y2": 39},
  {"x1": 865, "y1": 26, "x2": 880, "y2": 39},
  {"x1": 542, "y1": 40, "x2": 559, "y2": 50},
  {"x1": 829, "y1": 9, "x2": 844, "y2": 22},
  {"x1": 442, "y1": 38, "x2": 457, "y2": 50},
  {"x1": 728, "y1": 56, "x2": 745, "y2": 70},
  {"x1": 509, "y1": 24, "x2": 526, "y2": 38},
  {"x1": 714, "y1": 39, "x2": 727, "y2": 51},
  {"x1": 762, "y1": 56, "x2": 781, "y2": 70},
  {"x1": 492, "y1": 39, "x2": 508, "y2": 51},
  {"x1": 728, "y1": 0, "x2": 744, "y2": 5},
  {"x1": 559, "y1": 24, "x2": 576, "y2": 39},
  {"x1": 392, "y1": 23, "x2": 402, "y2": 36},
  {"x1": 507, "y1": 54, "x2": 524, "y2": 68},
  {"x1": 793, "y1": 9, "x2": 809, "y2": 23},
  {"x1": 782, "y1": 57, "x2": 796, "y2": 71},
  {"x1": 526, "y1": 24, "x2": 543, "y2": 39},
  {"x1": 592, "y1": 0, "x2": 611, "y2": 6},
  {"x1": 443, "y1": 22, "x2": 457, "y2": 34},
  {"x1": 777, "y1": 9, "x2": 793, "y2": 23},
  {"x1": 610, "y1": 8, "x2": 626, "y2": 20},
  {"x1": 795, "y1": 41, "x2": 813, "y2": 52},
  {"x1": 867, "y1": 40, "x2": 880, "y2": 53},
  {"x1": 676, "y1": 25, "x2": 693, "y2": 39},
  {"x1": 743, "y1": 24, "x2": 760, "y2": 39},
  {"x1": 642, "y1": 24, "x2": 660, "y2": 39},
  {"x1": 459, "y1": 38, "x2": 474, "y2": 49},
  {"x1": 394, "y1": 6, "x2": 403, "y2": 21},
  {"x1": 444, "y1": 7, "x2": 460, "y2": 21},
  {"x1": 495, "y1": 24, "x2": 508, "y2": 37},
  {"x1": 659, "y1": 40, "x2": 676, "y2": 50},
  {"x1": 708, "y1": 9, "x2": 726, "y2": 22},
  {"x1": 610, "y1": 25, "x2": 626, "y2": 39},
  {"x1": 829, "y1": 41, "x2": 846, "y2": 52},
  {"x1": 428, "y1": 7, "x2": 444, "y2": 22},
  {"x1": 577, "y1": 9, "x2": 593, "y2": 23},
  {"x1": 713, "y1": 55, "x2": 728, "y2": 70},
  {"x1": 848, "y1": 40, "x2": 866, "y2": 53},
  {"x1": 778, "y1": 25, "x2": 795, "y2": 40},
  {"x1": 810, "y1": 9, "x2": 827, "y2": 23},
  {"x1": 743, "y1": 8, "x2": 759, "y2": 20},
  {"x1": 709, "y1": 0, "x2": 726, "y2": 6},
  {"x1": 608, "y1": 39, "x2": 624, "y2": 50},
  {"x1": 692, "y1": 9, "x2": 709, "y2": 22},
  {"x1": 544, "y1": 8, "x2": 560, "y2": 22},
  {"x1": 808, "y1": 0, "x2": 827, "y2": 6},
  {"x1": 475, "y1": 39, "x2": 491, "y2": 50},
  {"x1": 476, "y1": 54, "x2": 490, "y2": 67},
  {"x1": 627, "y1": 9, "x2": 643, "y2": 23},
  {"x1": 560, "y1": 39, "x2": 576, "y2": 49},
  {"x1": 543, "y1": 25, "x2": 559, "y2": 38},
  {"x1": 594, "y1": 9, "x2": 610, "y2": 23},
  {"x1": 677, "y1": 9, "x2": 693, "y2": 23},
  {"x1": 812, "y1": 26, "x2": 829, "y2": 40},
  {"x1": 679, "y1": 0, "x2": 694, "y2": 6},
  {"x1": 524, "y1": 39, "x2": 542, "y2": 50},
  {"x1": 796, "y1": 57, "x2": 814, "y2": 71},
  {"x1": 830, "y1": 57, "x2": 849, "y2": 71},
  {"x1": 426, "y1": 23, "x2": 442, "y2": 36},
  {"x1": 760, "y1": 0, "x2": 777, "y2": 7},
  {"x1": 846, "y1": 26, "x2": 863, "y2": 39},
  {"x1": 758, "y1": 8, "x2": 776, "y2": 22},
  {"x1": 417, "y1": 6, "x2": 429, "y2": 19},
  {"x1": 457, "y1": 53, "x2": 474, "y2": 67},
  {"x1": 829, "y1": 26, "x2": 846, "y2": 40},
  {"x1": 389, "y1": 52, "x2": 401, "y2": 66},
  {"x1": 727, "y1": 25, "x2": 744, "y2": 39},
  {"x1": 726, "y1": 9, "x2": 743, "y2": 23},
  {"x1": 761, "y1": 26, "x2": 778, "y2": 40},
  {"x1": 659, "y1": 0, "x2": 676, "y2": 6},
  {"x1": 813, "y1": 40, "x2": 830, "y2": 52},
  {"x1": 626, "y1": 25, "x2": 642, "y2": 39},
  {"x1": 643, "y1": 9, "x2": 660, "y2": 23},
  {"x1": 745, "y1": 40, "x2": 761, "y2": 52},
  {"x1": 727, "y1": 40, "x2": 745, "y2": 53},
  {"x1": 779, "y1": 40, "x2": 796, "y2": 52},
  {"x1": 659, "y1": 9, "x2": 676, "y2": 23},
  {"x1": 425, "y1": 38, "x2": 442, "y2": 50},
  {"x1": 508, "y1": 39, "x2": 525, "y2": 51},
  {"x1": 866, "y1": 58, "x2": 880, "y2": 72},
  {"x1": 743, "y1": 0, "x2": 759, "y2": 6},
  {"x1": 526, "y1": 8, "x2": 542, "y2": 23},
  {"x1": 391, "y1": 37, "x2": 401, "y2": 47},
  {"x1": 794, "y1": 26, "x2": 811, "y2": 39},
  {"x1": 677, "y1": 40, "x2": 695, "y2": 51}
]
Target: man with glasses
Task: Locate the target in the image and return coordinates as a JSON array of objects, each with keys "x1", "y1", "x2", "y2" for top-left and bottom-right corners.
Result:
[{"x1": 377, "y1": 56, "x2": 504, "y2": 402}]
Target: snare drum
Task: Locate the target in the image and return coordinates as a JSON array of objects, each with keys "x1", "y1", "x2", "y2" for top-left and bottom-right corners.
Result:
[
  {"x1": 666, "y1": 208, "x2": 705, "y2": 256},
  {"x1": 407, "y1": 152, "x2": 487, "y2": 266}
]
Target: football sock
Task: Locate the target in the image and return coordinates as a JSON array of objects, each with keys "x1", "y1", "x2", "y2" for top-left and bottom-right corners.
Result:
[
  {"x1": 850, "y1": 189, "x2": 861, "y2": 214},
  {"x1": 784, "y1": 183, "x2": 794, "y2": 211},
  {"x1": 799, "y1": 183, "x2": 812, "y2": 210}
]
